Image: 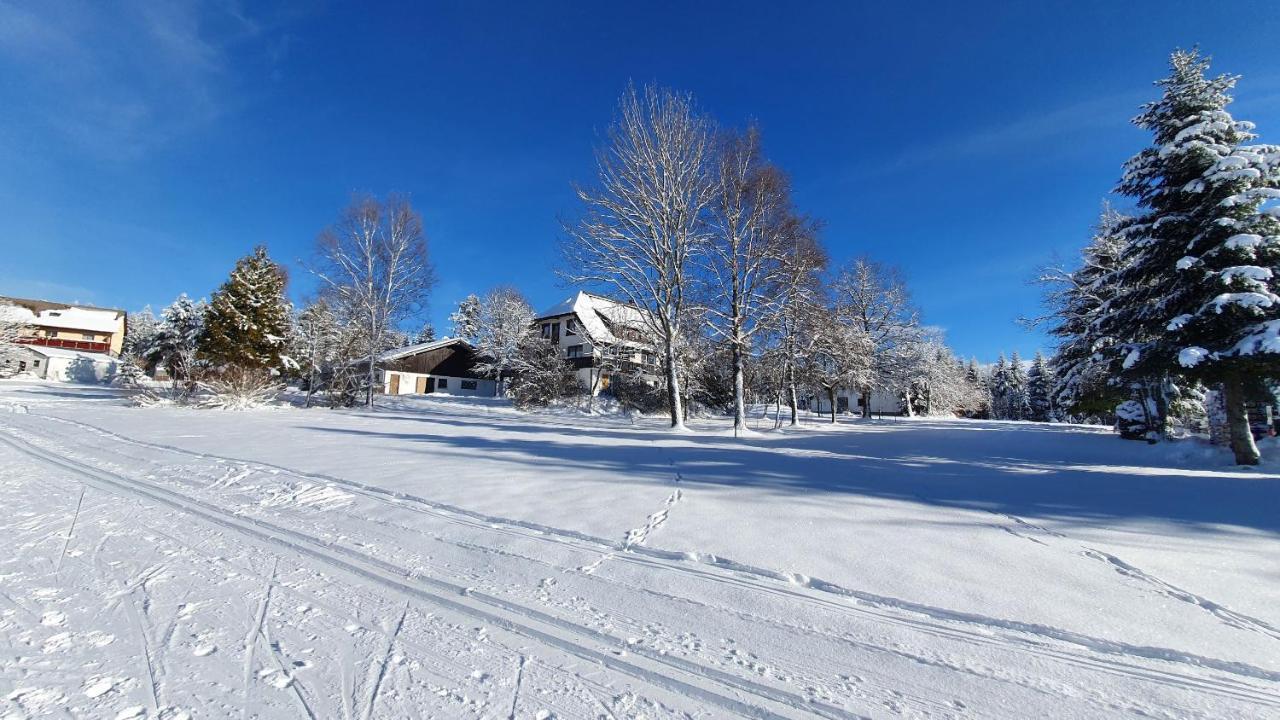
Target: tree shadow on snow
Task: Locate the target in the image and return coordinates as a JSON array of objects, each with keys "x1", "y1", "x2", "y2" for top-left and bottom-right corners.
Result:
[{"x1": 298, "y1": 417, "x2": 1280, "y2": 536}]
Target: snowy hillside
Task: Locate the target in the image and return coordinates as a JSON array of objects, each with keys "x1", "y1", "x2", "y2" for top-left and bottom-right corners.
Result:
[{"x1": 1, "y1": 382, "x2": 1277, "y2": 719}]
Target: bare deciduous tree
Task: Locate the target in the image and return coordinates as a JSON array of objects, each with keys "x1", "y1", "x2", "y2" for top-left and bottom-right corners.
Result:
[
  {"x1": 703, "y1": 126, "x2": 793, "y2": 432},
  {"x1": 833, "y1": 257, "x2": 919, "y2": 417},
  {"x1": 471, "y1": 286, "x2": 536, "y2": 397},
  {"x1": 770, "y1": 221, "x2": 827, "y2": 425},
  {"x1": 313, "y1": 194, "x2": 436, "y2": 408},
  {"x1": 561, "y1": 84, "x2": 715, "y2": 429}
]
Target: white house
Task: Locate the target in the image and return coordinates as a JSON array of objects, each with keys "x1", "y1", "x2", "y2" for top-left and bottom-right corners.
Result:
[
  {"x1": 378, "y1": 338, "x2": 498, "y2": 397},
  {"x1": 534, "y1": 291, "x2": 662, "y2": 395}
]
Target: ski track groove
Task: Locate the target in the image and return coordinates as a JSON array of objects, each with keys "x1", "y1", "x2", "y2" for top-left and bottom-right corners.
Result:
[
  {"x1": 0, "y1": 428, "x2": 865, "y2": 720},
  {"x1": 359, "y1": 600, "x2": 408, "y2": 720},
  {"x1": 10, "y1": 413, "x2": 1280, "y2": 707}
]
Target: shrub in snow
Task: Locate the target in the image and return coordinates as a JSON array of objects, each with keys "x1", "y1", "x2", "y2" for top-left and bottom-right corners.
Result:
[
  {"x1": 505, "y1": 335, "x2": 577, "y2": 409},
  {"x1": 197, "y1": 367, "x2": 283, "y2": 410}
]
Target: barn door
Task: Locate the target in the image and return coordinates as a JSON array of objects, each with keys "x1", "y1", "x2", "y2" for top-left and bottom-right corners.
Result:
[
  {"x1": 389, "y1": 374, "x2": 400, "y2": 395},
  {"x1": 415, "y1": 376, "x2": 427, "y2": 394}
]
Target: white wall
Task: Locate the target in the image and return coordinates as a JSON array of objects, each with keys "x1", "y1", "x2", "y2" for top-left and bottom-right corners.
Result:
[
  {"x1": 382, "y1": 371, "x2": 496, "y2": 397},
  {"x1": 44, "y1": 353, "x2": 118, "y2": 383},
  {"x1": 806, "y1": 388, "x2": 903, "y2": 415}
]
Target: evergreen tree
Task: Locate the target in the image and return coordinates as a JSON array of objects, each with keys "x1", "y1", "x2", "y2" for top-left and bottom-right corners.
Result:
[
  {"x1": 148, "y1": 294, "x2": 206, "y2": 388},
  {"x1": 989, "y1": 355, "x2": 1010, "y2": 419},
  {"x1": 1006, "y1": 352, "x2": 1030, "y2": 420},
  {"x1": 1109, "y1": 49, "x2": 1280, "y2": 463},
  {"x1": 1027, "y1": 351, "x2": 1055, "y2": 421},
  {"x1": 449, "y1": 295, "x2": 482, "y2": 342},
  {"x1": 199, "y1": 246, "x2": 293, "y2": 371},
  {"x1": 123, "y1": 306, "x2": 162, "y2": 360},
  {"x1": 414, "y1": 322, "x2": 437, "y2": 344},
  {"x1": 1043, "y1": 205, "x2": 1131, "y2": 418}
]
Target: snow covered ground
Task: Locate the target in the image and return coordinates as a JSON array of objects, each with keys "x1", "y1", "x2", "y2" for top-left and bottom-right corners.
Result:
[{"x1": 0, "y1": 382, "x2": 1277, "y2": 719}]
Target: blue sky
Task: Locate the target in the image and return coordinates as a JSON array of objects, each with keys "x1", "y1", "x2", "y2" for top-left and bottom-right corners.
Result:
[{"x1": 2, "y1": 1, "x2": 1278, "y2": 361}]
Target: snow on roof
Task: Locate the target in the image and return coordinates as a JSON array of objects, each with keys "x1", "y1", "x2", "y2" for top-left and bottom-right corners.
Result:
[
  {"x1": 0, "y1": 297, "x2": 124, "y2": 334},
  {"x1": 379, "y1": 337, "x2": 471, "y2": 362},
  {"x1": 22, "y1": 345, "x2": 118, "y2": 363},
  {"x1": 534, "y1": 291, "x2": 651, "y2": 345}
]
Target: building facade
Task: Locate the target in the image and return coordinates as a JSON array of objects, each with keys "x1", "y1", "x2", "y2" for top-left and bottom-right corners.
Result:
[
  {"x1": 1, "y1": 296, "x2": 127, "y2": 356},
  {"x1": 534, "y1": 291, "x2": 661, "y2": 395},
  {"x1": 378, "y1": 338, "x2": 497, "y2": 397}
]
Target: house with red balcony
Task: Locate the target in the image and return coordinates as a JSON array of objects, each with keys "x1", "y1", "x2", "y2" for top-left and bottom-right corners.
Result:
[{"x1": 1, "y1": 296, "x2": 127, "y2": 357}]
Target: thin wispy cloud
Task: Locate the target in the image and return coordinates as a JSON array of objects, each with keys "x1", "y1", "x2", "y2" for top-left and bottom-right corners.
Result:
[
  {"x1": 850, "y1": 90, "x2": 1151, "y2": 181},
  {"x1": 0, "y1": 0, "x2": 274, "y2": 162}
]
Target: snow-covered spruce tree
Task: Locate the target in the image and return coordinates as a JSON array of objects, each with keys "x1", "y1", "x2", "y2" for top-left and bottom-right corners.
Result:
[
  {"x1": 449, "y1": 295, "x2": 481, "y2": 343},
  {"x1": 1005, "y1": 352, "x2": 1031, "y2": 420},
  {"x1": 146, "y1": 294, "x2": 207, "y2": 398},
  {"x1": 199, "y1": 246, "x2": 293, "y2": 372},
  {"x1": 471, "y1": 286, "x2": 536, "y2": 397},
  {"x1": 1111, "y1": 49, "x2": 1280, "y2": 464},
  {"x1": 1040, "y1": 204, "x2": 1131, "y2": 420},
  {"x1": 414, "y1": 322, "x2": 436, "y2": 344},
  {"x1": 988, "y1": 355, "x2": 1010, "y2": 419},
  {"x1": 1026, "y1": 351, "x2": 1055, "y2": 421},
  {"x1": 561, "y1": 84, "x2": 716, "y2": 430},
  {"x1": 123, "y1": 306, "x2": 161, "y2": 361}
]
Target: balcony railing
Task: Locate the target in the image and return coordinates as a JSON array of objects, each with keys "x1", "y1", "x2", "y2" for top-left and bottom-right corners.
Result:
[{"x1": 18, "y1": 337, "x2": 111, "y2": 354}]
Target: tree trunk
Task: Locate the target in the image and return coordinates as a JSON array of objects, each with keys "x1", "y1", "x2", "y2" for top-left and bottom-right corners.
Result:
[
  {"x1": 828, "y1": 387, "x2": 837, "y2": 424},
  {"x1": 861, "y1": 386, "x2": 871, "y2": 418},
  {"x1": 664, "y1": 336, "x2": 684, "y2": 429},
  {"x1": 1223, "y1": 375, "x2": 1261, "y2": 465},
  {"x1": 732, "y1": 339, "x2": 746, "y2": 431},
  {"x1": 785, "y1": 353, "x2": 799, "y2": 426},
  {"x1": 903, "y1": 387, "x2": 915, "y2": 417},
  {"x1": 366, "y1": 349, "x2": 376, "y2": 408}
]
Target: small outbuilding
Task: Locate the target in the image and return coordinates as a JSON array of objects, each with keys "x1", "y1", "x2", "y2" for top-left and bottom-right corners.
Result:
[
  {"x1": 12, "y1": 346, "x2": 120, "y2": 383},
  {"x1": 378, "y1": 338, "x2": 496, "y2": 397}
]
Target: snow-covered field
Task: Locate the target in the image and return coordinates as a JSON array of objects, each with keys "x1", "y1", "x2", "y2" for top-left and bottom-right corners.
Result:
[{"x1": 0, "y1": 382, "x2": 1277, "y2": 719}]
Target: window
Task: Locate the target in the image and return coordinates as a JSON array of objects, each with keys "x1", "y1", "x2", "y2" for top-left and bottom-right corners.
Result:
[
  {"x1": 437, "y1": 378, "x2": 448, "y2": 389},
  {"x1": 565, "y1": 318, "x2": 578, "y2": 335},
  {"x1": 49, "y1": 331, "x2": 59, "y2": 338},
  {"x1": 461, "y1": 380, "x2": 477, "y2": 390},
  {"x1": 81, "y1": 333, "x2": 95, "y2": 341},
  {"x1": 566, "y1": 344, "x2": 583, "y2": 358},
  {"x1": 33, "y1": 360, "x2": 40, "y2": 368}
]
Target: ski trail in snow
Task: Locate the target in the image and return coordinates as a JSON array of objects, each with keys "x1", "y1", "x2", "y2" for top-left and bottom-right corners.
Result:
[
  {"x1": 242, "y1": 558, "x2": 278, "y2": 720},
  {"x1": 1082, "y1": 548, "x2": 1280, "y2": 642},
  {"x1": 991, "y1": 509, "x2": 1280, "y2": 645},
  {"x1": 359, "y1": 600, "x2": 408, "y2": 720},
  {"x1": 507, "y1": 654, "x2": 526, "y2": 720},
  {"x1": 0, "y1": 430, "x2": 862, "y2": 720}
]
